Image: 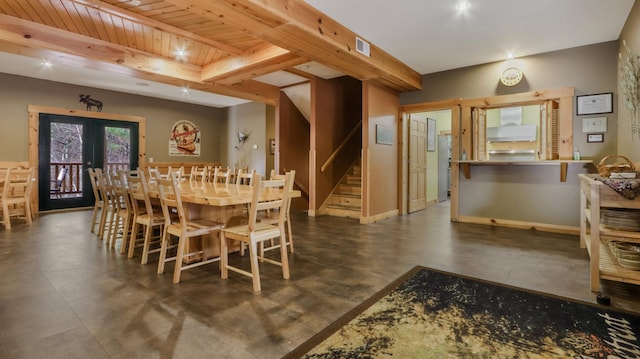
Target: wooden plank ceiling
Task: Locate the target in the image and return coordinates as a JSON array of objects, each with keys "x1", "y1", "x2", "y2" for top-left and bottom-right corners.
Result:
[{"x1": 0, "y1": 0, "x2": 422, "y2": 104}]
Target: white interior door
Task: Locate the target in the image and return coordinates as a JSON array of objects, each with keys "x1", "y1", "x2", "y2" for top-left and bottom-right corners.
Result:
[{"x1": 408, "y1": 114, "x2": 427, "y2": 213}]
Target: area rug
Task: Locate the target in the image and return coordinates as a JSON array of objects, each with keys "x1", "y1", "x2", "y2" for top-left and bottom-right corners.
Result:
[{"x1": 284, "y1": 266, "x2": 640, "y2": 358}]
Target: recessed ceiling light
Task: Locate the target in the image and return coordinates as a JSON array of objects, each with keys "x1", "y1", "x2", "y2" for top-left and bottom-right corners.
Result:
[
  {"x1": 181, "y1": 86, "x2": 190, "y2": 94},
  {"x1": 175, "y1": 48, "x2": 187, "y2": 60},
  {"x1": 456, "y1": 1, "x2": 470, "y2": 12},
  {"x1": 41, "y1": 59, "x2": 52, "y2": 68},
  {"x1": 507, "y1": 52, "x2": 515, "y2": 59}
]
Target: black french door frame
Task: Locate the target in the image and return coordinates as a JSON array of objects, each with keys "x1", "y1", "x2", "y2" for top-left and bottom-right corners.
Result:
[{"x1": 38, "y1": 113, "x2": 139, "y2": 211}]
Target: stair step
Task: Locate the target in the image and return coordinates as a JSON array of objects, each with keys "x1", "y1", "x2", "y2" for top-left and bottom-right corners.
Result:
[
  {"x1": 345, "y1": 175, "x2": 361, "y2": 184},
  {"x1": 331, "y1": 193, "x2": 362, "y2": 207},
  {"x1": 337, "y1": 183, "x2": 361, "y2": 194},
  {"x1": 325, "y1": 204, "x2": 361, "y2": 219},
  {"x1": 327, "y1": 203, "x2": 360, "y2": 210},
  {"x1": 323, "y1": 157, "x2": 362, "y2": 220}
]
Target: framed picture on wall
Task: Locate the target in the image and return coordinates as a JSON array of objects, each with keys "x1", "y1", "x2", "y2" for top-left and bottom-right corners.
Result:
[
  {"x1": 587, "y1": 133, "x2": 604, "y2": 143},
  {"x1": 376, "y1": 125, "x2": 393, "y2": 145},
  {"x1": 576, "y1": 93, "x2": 613, "y2": 115},
  {"x1": 427, "y1": 118, "x2": 436, "y2": 152}
]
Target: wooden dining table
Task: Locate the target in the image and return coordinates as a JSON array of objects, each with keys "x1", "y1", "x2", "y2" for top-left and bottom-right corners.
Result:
[{"x1": 147, "y1": 179, "x2": 301, "y2": 260}]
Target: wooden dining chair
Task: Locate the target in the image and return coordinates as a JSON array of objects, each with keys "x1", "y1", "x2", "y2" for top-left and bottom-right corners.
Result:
[
  {"x1": 103, "y1": 170, "x2": 123, "y2": 245},
  {"x1": 220, "y1": 172, "x2": 292, "y2": 292},
  {"x1": 0, "y1": 167, "x2": 35, "y2": 230},
  {"x1": 235, "y1": 168, "x2": 256, "y2": 185},
  {"x1": 167, "y1": 166, "x2": 184, "y2": 181},
  {"x1": 156, "y1": 174, "x2": 226, "y2": 284},
  {"x1": 147, "y1": 166, "x2": 161, "y2": 184},
  {"x1": 127, "y1": 171, "x2": 165, "y2": 264},
  {"x1": 189, "y1": 165, "x2": 208, "y2": 182},
  {"x1": 213, "y1": 166, "x2": 232, "y2": 184},
  {"x1": 109, "y1": 171, "x2": 134, "y2": 253},
  {"x1": 88, "y1": 168, "x2": 105, "y2": 234},
  {"x1": 0, "y1": 168, "x2": 11, "y2": 230},
  {"x1": 93, "y1": 169, "x2": 115, "y2": 240},
  {"x1": 259, "y1": 170, "x2": 296, "y2": 255}
]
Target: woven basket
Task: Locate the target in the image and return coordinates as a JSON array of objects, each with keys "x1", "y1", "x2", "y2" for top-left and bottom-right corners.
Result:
[{"x1": 597, "y1": 155, "x2": 637, "y2": 177}]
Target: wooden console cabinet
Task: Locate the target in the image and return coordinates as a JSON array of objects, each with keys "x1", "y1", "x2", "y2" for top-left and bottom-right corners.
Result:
[{"x1": 579, "y1": 174, "x2": 640, "y2": 292}]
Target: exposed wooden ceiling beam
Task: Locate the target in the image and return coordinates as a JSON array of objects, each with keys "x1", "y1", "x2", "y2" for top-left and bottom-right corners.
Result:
[
  {"x1": 70, "y1": 0, "x2": 243, "y2": 55},
  {"x1": 284, "y1": 67, "x2": 316, "y2": 80},
  {"x1": 202, "y1": 44, "x2": 307, "y2": 85},
  {"x1": 0, "y1": 14, "x2": 279, "y2": 103},
  {"x1": 165, "y1": 0, "x2": 422, "y2": 92}
]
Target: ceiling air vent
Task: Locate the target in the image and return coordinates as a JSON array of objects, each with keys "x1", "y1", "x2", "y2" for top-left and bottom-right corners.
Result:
[{"x1": 356, "y1": 37, "x2": 370, "y2": 57}]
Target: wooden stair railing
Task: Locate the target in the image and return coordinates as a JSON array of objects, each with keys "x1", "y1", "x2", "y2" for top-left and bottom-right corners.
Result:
[{"x1": 320, "y1": 120, "x2": 362, "y2": 173}]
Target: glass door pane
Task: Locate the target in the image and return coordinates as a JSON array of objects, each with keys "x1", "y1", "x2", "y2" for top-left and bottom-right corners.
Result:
[
  {"x1": 50, "y1": 122, "x2": 84, "y2": 200},
  {"x1": 104, "y1": 126, "x2": 132, "y2": 175}
]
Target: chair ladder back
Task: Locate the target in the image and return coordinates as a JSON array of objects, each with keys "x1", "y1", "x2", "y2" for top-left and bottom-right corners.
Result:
[
  {"x1": 189, "y1": 166, "x2": 207, "y2": 182},
  {"x1": 88, "y1": 168, "x2": 101, "y2": 202},
  {"x1": 213, "y1": 166, "x2": 231, "y2": 184},
  {"x1": 4, "y1": 167, "x2": 35, "y2": 228},
  {"x1": 156, "y1": 175, "x2": 184, "y2": 229},
  {"x1": 0, "y1": 168, "x2": 10, "y2": 200},
  {"x1": 137, "y1": 171, "x2": 155, "y2": 216},
  {"x1": 247, "y1": 173, "x2": 289, "y2": 231},
  {"x1": 7, "y1": 167, "x2": 32, "y2": 198},
  {"x1": 127, "y1": 171, "x2": 148, "y2": 216},
  {"x1": 236, "y1": 168, "x2": 256, "y2": 185}
]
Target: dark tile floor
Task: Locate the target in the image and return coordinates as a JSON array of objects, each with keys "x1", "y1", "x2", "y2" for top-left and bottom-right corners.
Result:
[{"x1": 0, "y1": 202, "x2": 638, "y2": 358}]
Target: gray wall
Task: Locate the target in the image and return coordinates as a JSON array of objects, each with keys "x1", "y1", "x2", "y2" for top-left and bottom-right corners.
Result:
[
  {"x1": 400, "y1": 42, "x2": 618, "y2": 228},
  {"x1": 402, "y1": 41, "x2": 619, "y2": 162},
  {"x1": 221, "y1": 101, "x2": 269, "y2": 176},
  {"x1": 458, "y1": 164, "x2": 591, "y2": 226},
  {"x1": 0, "y1": 72, "x2": 225, "y2": 163}
]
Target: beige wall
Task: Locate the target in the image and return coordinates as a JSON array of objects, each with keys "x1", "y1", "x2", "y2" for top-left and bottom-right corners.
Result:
[
  {"x1": 618, "y1": 0, "x2": 640, "y2": 161},
  {"x1": 363, "y1": 81, "x2": 399, "y2": 221},
  {"x1": 221, "y1": 101, "x2": 268, "y2": 176},
  {"x1": 0, "y1": 73, "x2": 224, "y2": 163}
]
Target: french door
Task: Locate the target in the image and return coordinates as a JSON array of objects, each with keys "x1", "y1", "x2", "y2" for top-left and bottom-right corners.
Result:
[{"x1": 38, "y1": 113, "x2": 138, "y2": 211}]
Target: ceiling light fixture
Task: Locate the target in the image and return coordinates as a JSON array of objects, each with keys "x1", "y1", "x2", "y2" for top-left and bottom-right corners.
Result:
[
  {"x1": 41, "y1": 59, "x2": 53, "y2": 68},
  {"x1": 181, "y1": 86, "x2": 190, "y2": 94},
  {"x1": 506, "y1": 52, "x2": 515, "y2": 59},
  {"x1": 456, "y1": 1, "x2": 470, "y2": 12},
  {"x1": 175, "y1": 48, "x2": 187, "y2": 60}
]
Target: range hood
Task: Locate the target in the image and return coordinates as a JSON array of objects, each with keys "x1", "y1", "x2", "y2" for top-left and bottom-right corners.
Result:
[
  {"x1": 487, "y1": 124, "x2": 537, "y2": 142},
  {"x1": 487, "y1": 106, "x2": 537, "y2": 142}
]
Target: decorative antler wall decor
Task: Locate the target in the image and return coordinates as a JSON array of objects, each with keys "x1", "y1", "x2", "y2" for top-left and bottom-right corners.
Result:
[{"x1": 234, "y1": 129, "x2": 251, "y2": 151}]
